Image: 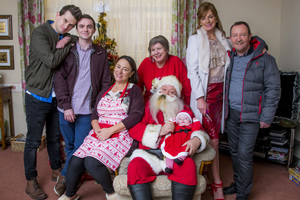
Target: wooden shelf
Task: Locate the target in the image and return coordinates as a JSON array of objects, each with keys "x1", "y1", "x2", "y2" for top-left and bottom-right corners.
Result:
[{"x1": 0, "y1": 86, "x2": 15, "y2": 150}]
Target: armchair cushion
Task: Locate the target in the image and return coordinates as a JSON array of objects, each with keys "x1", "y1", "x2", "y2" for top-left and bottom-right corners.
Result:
[
  {"x1": 113, "y1": 174, "x2": 205, "y2": 200},
  {"x1": 193, "y1": 144, "x2": 216, "y2": 172},
  {"x1": 113, "y1": 145, "x2": 216, "y2": 200}
]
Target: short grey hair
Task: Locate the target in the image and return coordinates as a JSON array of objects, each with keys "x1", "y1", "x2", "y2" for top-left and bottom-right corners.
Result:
[{"x1": 148, "y1": 35, "x2": 169, "y2": 57}]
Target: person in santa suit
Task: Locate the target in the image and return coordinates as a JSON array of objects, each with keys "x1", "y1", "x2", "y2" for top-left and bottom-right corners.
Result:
[
  {"x1": 127, "y1": 75, "x2": 210, "y2": 200},
  {"x1": 161, "y1": 110, "x2": 204, "y2": 174}
]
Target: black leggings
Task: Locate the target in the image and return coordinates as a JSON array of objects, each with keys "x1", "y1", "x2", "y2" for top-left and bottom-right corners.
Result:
[{"x1": 65, "y1": 156, "x2": 115, "y2": 197}]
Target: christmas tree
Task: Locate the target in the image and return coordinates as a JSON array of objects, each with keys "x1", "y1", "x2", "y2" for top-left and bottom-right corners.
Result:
[{"x1": 93, "y1": 12, "x2": 119, "y2": 72}]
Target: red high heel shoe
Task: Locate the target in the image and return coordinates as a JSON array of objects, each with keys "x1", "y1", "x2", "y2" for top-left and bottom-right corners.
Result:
[{"x1": 211, "y1": 182, "x2": 224, "y2": 200}]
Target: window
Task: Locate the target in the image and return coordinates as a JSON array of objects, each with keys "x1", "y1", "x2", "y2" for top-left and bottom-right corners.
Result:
[{"x1": 44, "y1": 0, "x2": 172, "y2": 66}]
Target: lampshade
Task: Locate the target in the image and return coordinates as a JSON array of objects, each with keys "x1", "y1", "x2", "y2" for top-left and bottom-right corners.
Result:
[{"x1": 93, "y1": 1, "x2": 110, "y2": 13}]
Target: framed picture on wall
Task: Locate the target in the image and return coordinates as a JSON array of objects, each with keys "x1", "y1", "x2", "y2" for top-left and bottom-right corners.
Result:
[
  {"x1": 0, "y1": 45, "x2": 14, "y2": 70},
  {"x1": 0, "y1": 15, "x2": 13, "y2": 40}
]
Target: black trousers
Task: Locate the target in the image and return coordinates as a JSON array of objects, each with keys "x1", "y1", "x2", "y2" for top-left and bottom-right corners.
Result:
[
  {"x1": 65, "y1": 156, "x2": 115, "y2": 197},
  {"x1": 226, "y1": 108, "x2": 260, "y2": 198},
  {"x1": 24, "y1": 93, "x2": 61, "y2": 180}
]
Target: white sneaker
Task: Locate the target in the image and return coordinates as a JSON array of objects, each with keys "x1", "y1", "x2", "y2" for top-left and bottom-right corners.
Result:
[
  {"x1": 58, "y1": 194, "x2": 80, "y2": 200},
  {"x1": 106, "y1": 193, "x2": 117, "y2": 200}
]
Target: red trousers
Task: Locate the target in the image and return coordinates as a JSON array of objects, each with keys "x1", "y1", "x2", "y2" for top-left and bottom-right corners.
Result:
[{"x1": 127, "y1": 157, "x2": 197, "y2": 186}]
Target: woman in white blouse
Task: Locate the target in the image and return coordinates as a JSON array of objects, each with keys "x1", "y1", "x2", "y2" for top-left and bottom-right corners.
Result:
[{"x1": 186, "y1": 2, "x2": 231, "y2": 200}]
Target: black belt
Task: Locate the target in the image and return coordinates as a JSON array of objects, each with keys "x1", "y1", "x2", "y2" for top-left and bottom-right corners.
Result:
[{"x1": 145, "y1": 149, "x2": 164, "y2": 160}]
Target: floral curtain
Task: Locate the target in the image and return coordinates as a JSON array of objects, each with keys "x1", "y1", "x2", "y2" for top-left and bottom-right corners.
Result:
[
  {"x1": 170, "y1": 0, "x2": 200, "y2": 64},
  {"x1": 17, "y1": 0, "x2": 44, "y2": 105}
]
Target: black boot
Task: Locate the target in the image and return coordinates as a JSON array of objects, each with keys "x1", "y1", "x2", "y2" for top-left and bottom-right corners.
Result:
[
  {"x1": 223, "y1": 182, "x2": 237, "y2": 195},
  {"x1": 128, "y1": 182, "x2": 153, "y2": 200},
  {"x1": 174, "y1": 158, "x2": 183, "y2": 165},
  {"x1": 145, "y1": 149, "x2": 164, "y2": 160},
  {"x1": 165, "y1": 167, "x2": 173, "y2": 174},
  {"x1": 171, "y1": 181, "x2": 196, "y2": 200}
]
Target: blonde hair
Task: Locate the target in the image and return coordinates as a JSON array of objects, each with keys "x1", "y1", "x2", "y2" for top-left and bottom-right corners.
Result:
[{"x1": 196, "y1": 2, "x2": 226, "y2": 36}]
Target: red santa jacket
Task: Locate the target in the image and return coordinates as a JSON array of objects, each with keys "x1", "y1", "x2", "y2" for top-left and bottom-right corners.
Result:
[{"x1": 129, "y1": 104, "x2": 208, "y2": 152}]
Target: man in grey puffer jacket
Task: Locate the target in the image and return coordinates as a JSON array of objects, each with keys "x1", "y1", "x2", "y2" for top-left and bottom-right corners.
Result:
[{"x1": 223, "y1": 21, "x2": 280, "y2": 200}]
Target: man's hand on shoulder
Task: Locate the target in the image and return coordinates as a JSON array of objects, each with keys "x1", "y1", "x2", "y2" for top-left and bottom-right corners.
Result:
[
  {"x1": 262, "y1": 47, "x2": 270, "y2": 55},
  {"x1": 183, "y1": 137, "x2": 201, "y2": 156},
  {"x1": 56, "y1": 36, "x2": 71, "y2": 49}
]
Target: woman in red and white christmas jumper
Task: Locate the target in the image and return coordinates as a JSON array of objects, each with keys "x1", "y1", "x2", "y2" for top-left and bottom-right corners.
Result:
[
  {"x1": 161, "y1": 110, "x2": 204, "y2": 174},
  {"x1": 59, "y1": 56, "x2": 145, "y2": 200}
]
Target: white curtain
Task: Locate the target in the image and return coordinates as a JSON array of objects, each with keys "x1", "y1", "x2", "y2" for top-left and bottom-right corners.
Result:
[{"x1": 44, "y1": 0, "x2": 172, "y2": 66}]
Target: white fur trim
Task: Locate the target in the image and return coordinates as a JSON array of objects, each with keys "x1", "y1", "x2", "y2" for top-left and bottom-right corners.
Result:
[
  {"x1": 160, "y1": 133, "x2": 170, "y2": 157},
  {"x1": 160, "y1": 160, "x2": 167, "y2": 172},
  {"x1": 130, "y1": 149, "x2": 163, "y2": 174},
  {"x1": 169, "y1": 118, "x2": 176, "y2": 123},
  {"x1": 162, "y1": 149, "x2": 188, "y2": 159},
  {"x1": 142, "y1": 124, "x2": 162, "y2": 149},
  {"x1": 197, "y1": 28, "x2": 210, "y2": 73},
  {"x1": 193, "y1": 118, "x2": 199, "y2": 122},
  {"x1": 191, "y1": 130, "x2": 210, "y2": 153},
  {"x1": 197, "y1": 27, "x2": 232, "y2": 73},
  {"x1": 158, "y1": 75, "x2": 182, "y2": 98},
  {"x1": 175, "y1": 112, "x2": 192, "y2": 124}
]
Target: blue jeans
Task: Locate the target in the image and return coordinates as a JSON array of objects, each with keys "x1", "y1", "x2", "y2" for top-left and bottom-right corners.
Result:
[
  {"x1": 226, "y1": 108, "x2": 260, "y2": 198},
  {"x1": 59, "y1": 111, "x2": 91, "y2": 176},
  {"x1": 24, "y1": 93, "x2": 61, "y2": 180}
]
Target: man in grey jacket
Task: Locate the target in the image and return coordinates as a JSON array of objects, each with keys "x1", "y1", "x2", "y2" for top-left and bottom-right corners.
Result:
[
  {"x1": 223, "y1": 21, "x2": 281, "y2": 200},
  {"x1": 24, "y1": 5, "x2": 82, "y2": 200}
]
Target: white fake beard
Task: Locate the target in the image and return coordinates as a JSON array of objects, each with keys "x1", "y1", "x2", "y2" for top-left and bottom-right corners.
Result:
[{"x1": 149, "y1": 90, "x2": 184, "y2": 123}]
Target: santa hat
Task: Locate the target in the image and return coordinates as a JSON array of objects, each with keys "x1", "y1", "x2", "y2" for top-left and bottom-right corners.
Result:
[
  {"x1": 158, "y1": 75, "x2": 182, "y2": 97},
  {"x1": 175, "y1": 110, "x2": 193, "y2": 124}
]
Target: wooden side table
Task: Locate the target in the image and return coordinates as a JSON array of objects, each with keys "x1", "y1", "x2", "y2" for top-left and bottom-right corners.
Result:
[
  {"x1": 287, "y1": 125, "x2": 297, "y2": 169},
  {"x1": 0, "y1": 86, "x2": 15, "y2": 150}
]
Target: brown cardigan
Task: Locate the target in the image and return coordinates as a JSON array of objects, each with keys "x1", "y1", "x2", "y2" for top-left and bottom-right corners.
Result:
[{"x1": 54, "y1": 43, "x2": 111, "y2": 111}]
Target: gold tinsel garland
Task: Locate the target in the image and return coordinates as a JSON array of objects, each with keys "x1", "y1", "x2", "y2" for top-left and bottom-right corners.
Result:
[{"x1": 93, "y1": 13, "x2": 119, "y2": 72}]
